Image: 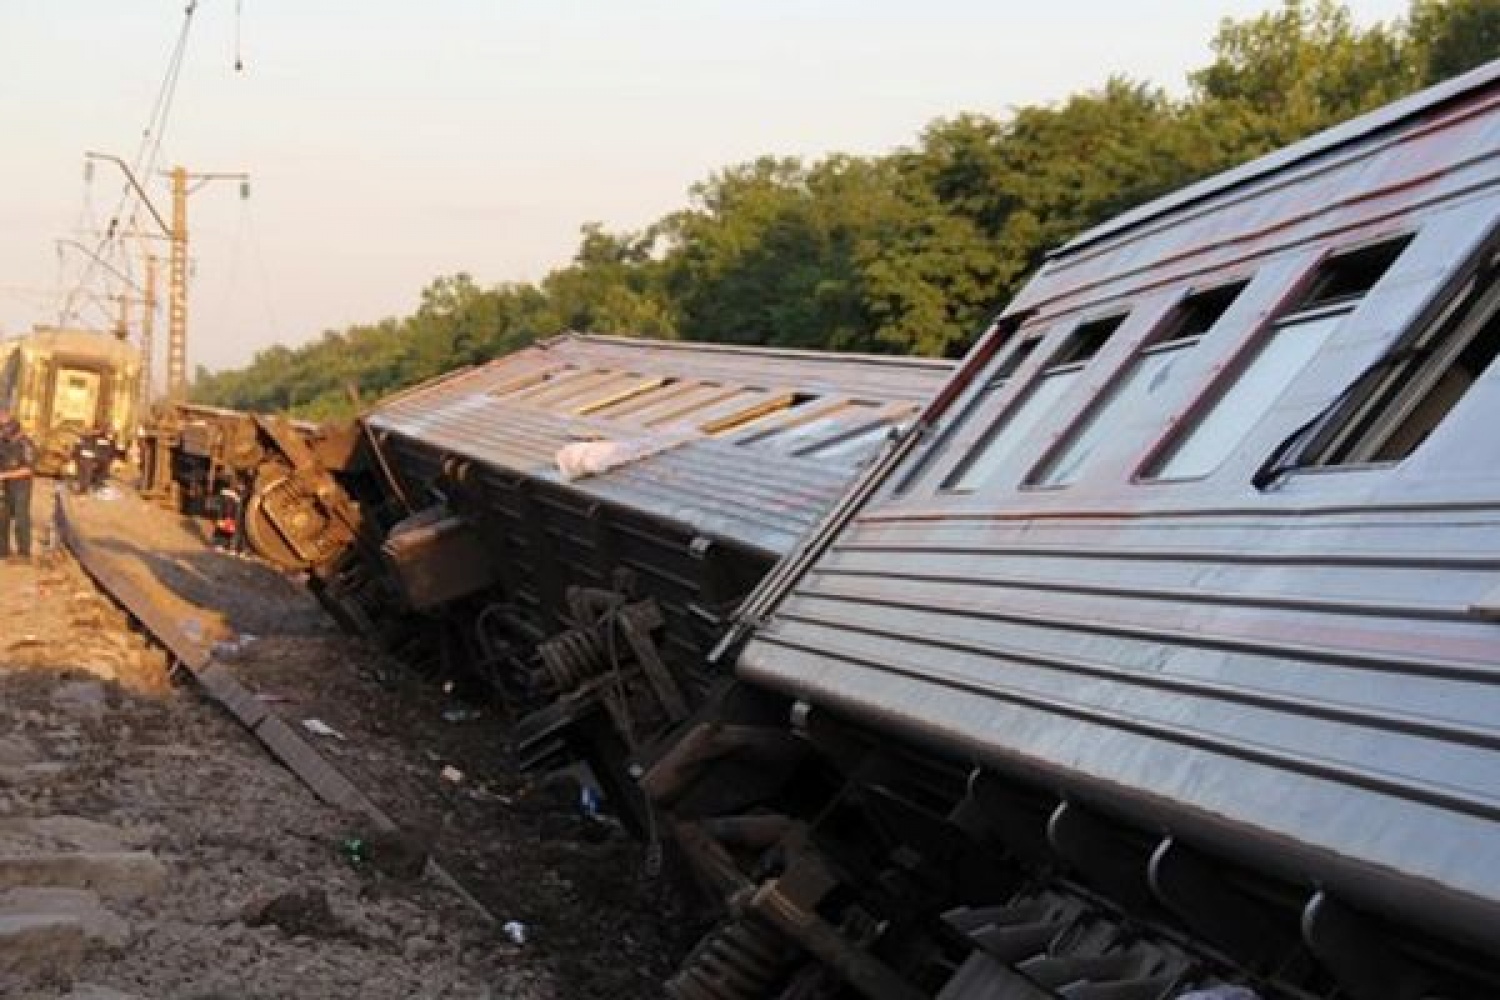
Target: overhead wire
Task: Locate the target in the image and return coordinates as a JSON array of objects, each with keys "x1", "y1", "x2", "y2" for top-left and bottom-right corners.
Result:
[
  {"x1": 61, "y1": 1, "x2": 202, "y2": 326},
  {"x1": 217, "y1": 197, "x2": 249, "y2": 325},
  {"x1": 235, "y1": 0, "x2": 245, "y2": 72},
  {"x1": 243, "y1": 203, "x2": 283, "y2": 346}
]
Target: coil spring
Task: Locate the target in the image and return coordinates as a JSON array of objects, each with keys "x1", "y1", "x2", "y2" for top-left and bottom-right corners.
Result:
[
  {"x1": 536, "y1": 626, "x2": 608, "y2": 693},
  {"x1": 665, "y1": 914, "x2": 797, "y2": 1000}
]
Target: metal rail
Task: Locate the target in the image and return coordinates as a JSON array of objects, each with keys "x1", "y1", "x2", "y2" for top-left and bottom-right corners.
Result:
[{"x1": 52, "y1": 488, "x2": 494, "y2": 924}]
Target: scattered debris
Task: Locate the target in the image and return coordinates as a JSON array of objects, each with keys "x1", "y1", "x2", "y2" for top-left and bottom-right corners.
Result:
[
  {"x1": 339, "y1": 837, "x2": 368, "y2": 868},
  {"x1": 211, "y1": 633, "x2": 258, "y2": 657},
  {"x1": 42, "y1": 482, "x2": 692, "y2": 995},
  {"x1": 300, "y1": 718, "x2": 346, "y2": 740},
  {"x1": 240, "y1": 887, "x2": 338, "y2": 938}
]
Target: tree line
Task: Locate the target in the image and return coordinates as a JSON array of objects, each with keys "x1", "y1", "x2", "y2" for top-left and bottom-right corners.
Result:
[{"x1": 193, "y1": 0, "x2": 1499, "y2": 419}]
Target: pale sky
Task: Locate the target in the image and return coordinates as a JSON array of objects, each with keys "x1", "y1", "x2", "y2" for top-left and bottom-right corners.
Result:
[{"x1": 1, "y1": 0, "x2": 1412, "y2": 374}]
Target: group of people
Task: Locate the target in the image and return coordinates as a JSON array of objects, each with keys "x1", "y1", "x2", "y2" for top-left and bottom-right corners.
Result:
[
  {"x1": 0, "y1": 411, "x2": 123, "y2": 563},
  {"x1": 0, "y1": 409, "x2": 36, "y2": 563},
  {"x1": 71, "y1": 425, "x2": 119, "y2": 494}
]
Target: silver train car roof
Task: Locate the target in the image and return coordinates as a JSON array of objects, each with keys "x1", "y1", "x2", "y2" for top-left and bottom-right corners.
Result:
[{"x1": 363, "y1": 332, "x2": 953, "y2": 558}]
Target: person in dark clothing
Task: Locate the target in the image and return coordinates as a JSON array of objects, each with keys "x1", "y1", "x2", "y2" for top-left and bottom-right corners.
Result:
[
  {"x1": 0, "y1": 411, "x2": 37, "y2": 561},
  {"x1": 93, "y1": 426, "x2": 118, "y2": 484},
  {"x1": 72, "y1": 430, "x2": 100, "y2": 493},
  {"x1": 212, "y1": 486, "x2": 244, "y2": 553},
  {"x1": 71, "y1": 425, "x2": 119, "y2": 493}
]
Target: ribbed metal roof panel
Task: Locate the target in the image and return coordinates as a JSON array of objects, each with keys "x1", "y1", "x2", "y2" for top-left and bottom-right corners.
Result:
[{"x1": 364, "y1": 333, "x2": 951, "y2": 555}]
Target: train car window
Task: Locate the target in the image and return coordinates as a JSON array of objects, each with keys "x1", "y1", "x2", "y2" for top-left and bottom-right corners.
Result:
[
  {"x1": 990, "y1": 336, "x2": 1041, "y2": 386},
  {"x1": 886, "y1": 329, "x2": 1046, "y2": 496},
  {"x1": 702, "y1": 392, "x2": 816, "y2": 435},
  {"x1": 1031, "y1": 282, "x2": 1247, "y2": 487},
  {"x1": 586, "y1": 378, "x2": 688, "y2": 419},
  {"x1": 511, "y1": 367, "x2": 614, "y2": 404},
  {"x1": 800, "y1": 422, "x2": 897, "y2": 464},
  {"x1": 1297, "y1": 238, "x2": 1411, "y2": 310},
  {"x1": 640, "y1": 384, "x2": 745, "y2": 427},
  {"x1": 742, "y1": 401, "x2": 881, "y2": 451},
  {"x1": 1306, "y1": 259, "x2": 1500, "y2": 465},
  {"x1": 947, "y1": 312, "x2": 1127, "y2": 491},
  {"x1": 1146, "y1": 236, "x2": 1411, "y2": 481},
  {"x1": 574, "y1": 376, "x2": 675, "y2": 416},
  {"x1": 544, "y1": 371, "x2": 645, "y2": 409},
  {"x1": 487, "y1": 366, "x2": 574, "y2": 399}
]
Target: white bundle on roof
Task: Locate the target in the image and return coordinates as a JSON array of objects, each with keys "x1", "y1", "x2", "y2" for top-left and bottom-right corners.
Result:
[{"x1": 555, "y1": 430, "x2": 698, "y2": 481}]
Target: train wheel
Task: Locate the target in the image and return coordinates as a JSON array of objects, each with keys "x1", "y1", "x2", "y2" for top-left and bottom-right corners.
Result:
[{"x1": 244, "y1": 471, "x2": 324, "y2": 571}]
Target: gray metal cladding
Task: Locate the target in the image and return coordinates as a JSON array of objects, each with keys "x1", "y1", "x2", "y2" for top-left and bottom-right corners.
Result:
[
  {"x1": 740, "y1": 502, "x2": 1500, "y2": 952},
  {"x1": 363, "y1": 334, "x2": 952, "y2": 556},
  {"x1": 735, "y1": 63, "x2": 1500, "y2": 953}
]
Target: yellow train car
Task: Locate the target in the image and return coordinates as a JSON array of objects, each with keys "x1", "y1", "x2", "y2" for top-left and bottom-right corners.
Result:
[{"x1": 0, "y1": 327, "x2": 142, "y2": 476}]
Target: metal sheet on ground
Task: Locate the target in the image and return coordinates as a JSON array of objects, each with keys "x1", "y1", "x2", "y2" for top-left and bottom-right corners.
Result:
[{"x1": 55, "y1": 487, "x2": 491, "y2": 922}]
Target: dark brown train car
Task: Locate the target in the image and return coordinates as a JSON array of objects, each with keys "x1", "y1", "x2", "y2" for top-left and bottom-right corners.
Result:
[
  {"x1": 662, "y1": 62, "x2": 1500, "y2": 999},
  {"x1": 319, "y1": 333, "x2": 950, "y2": 811}
]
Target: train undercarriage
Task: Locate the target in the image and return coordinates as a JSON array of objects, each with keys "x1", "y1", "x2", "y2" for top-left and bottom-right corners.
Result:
[
  {"x1": 649, "y1": 686, "x2": 1500, "y2": 1000},
  {"x1": 135, "y1": 394, "x2": 1500, "y2": 1000}
]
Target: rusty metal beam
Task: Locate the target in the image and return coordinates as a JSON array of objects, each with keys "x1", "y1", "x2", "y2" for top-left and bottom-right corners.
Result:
[{"x1": 55, "y1": 491, "x2": 494, "y2": 925}]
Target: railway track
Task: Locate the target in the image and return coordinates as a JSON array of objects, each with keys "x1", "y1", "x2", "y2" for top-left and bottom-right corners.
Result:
[{"x1": 0, "y1": 481, "x2": 690, "y2": 998}]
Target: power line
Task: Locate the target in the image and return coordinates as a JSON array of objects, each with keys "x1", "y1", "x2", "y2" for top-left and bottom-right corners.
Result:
[
  {"x1": 62, "y1": 2, "x2": 202, "y2": 326},
  {"x1": 245, "y1": 203, "x2": 283, "y2": 344}
]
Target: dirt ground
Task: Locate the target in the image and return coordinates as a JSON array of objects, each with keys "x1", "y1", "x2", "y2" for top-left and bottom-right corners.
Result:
[{"x1": 0, "y1": 482, "x2": 695, "y2": 999}]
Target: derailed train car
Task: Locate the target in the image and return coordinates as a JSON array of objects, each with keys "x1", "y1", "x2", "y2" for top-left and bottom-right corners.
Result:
[
  {"x1": 304, "y1": 334, "x2": 954, "y2": 811},
  {"x1": 0, "y1": 327, "x2": 141, "y2": 475},
  {"x1": 159, "y1": 62, "x2": 1500, "y2": 999},
  {"x1": 649, "y1": 61, "x2": 1500, "y2": 998},
  {"x1": 137, "y1": 401, "x2": 346, "y2": 524},
  {"x1": 147, "y1": 334, "x2": 951, "y2": 816}
]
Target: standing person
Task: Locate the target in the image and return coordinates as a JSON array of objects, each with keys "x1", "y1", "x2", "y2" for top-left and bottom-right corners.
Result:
[
  {"x1": 93, "y1": 425, "x2": 119, "y2": 486},
  {"x1": 212, "y1": 486, "x2": 242, "y2": 552},
  {"x1": 0, "y1": 411, "x2": 37, "y2": 562},
  {"x1": 72, "y1": 429, "x2": 99, "y2": 494}
]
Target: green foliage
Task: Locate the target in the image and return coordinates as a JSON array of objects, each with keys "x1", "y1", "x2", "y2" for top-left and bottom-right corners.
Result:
[
  {"x1": 1407, "y1": 0, "x2": 1500, "y2": 83},
  {"x1": 195, "y1": 0, "x2": 1499, "y2": 415},
  {"x1": 1192, "y1": 0, "x2": 1411, "y2": 153},
  {"x1": 662, "y1": 156, "x2": 910, "y2": 352}
]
